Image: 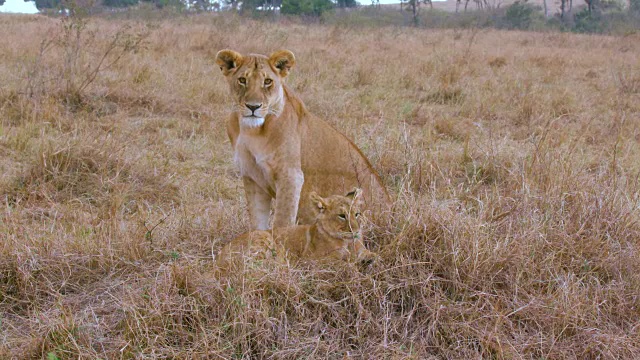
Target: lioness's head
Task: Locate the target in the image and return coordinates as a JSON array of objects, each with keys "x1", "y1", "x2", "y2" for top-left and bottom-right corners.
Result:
[
  {"x1": 215, "y1": 49, "x2": 295, "y2": 128},
  {"x1": 310, "y1": 189, "x2": 363, "y2": 241}
]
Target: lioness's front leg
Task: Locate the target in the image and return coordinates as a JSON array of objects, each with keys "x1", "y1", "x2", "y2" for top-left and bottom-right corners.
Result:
[
  {"x1": 243, "y1": 176, "x2": 272, "y2": 230},
  {"x1": 273, "y1": 168, "x2": 304, "y2": 228}
]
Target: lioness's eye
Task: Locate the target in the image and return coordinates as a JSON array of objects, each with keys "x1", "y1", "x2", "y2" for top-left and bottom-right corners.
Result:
[
  {"x1": 238, "y1": 77, "x2": 246, "y2": 85},
  {"x1": 264, "y1": 78, "x2": 273, "y2": 86},
  {"x1": 338, "y1": 214, "x2": 346, "y2": 220}
]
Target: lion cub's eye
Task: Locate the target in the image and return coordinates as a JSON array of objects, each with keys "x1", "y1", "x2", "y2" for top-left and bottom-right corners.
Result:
[
  {"x1": 338, "y1": 214, "x2": 347, "y2": 221},
  {"x1": 264, "y1": 78, "x2": 273, "y2": 86},
  {"x1": 355, "y1": 212, "x2": 361, "y2": 218},
  {"x1": 238, "y1": 77, "x2": 246, "y2": 85}
]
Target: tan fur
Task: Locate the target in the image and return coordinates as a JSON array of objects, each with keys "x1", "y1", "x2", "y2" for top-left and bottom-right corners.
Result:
[
  {"x1": 215, "y1": 49, "x2": 391, "y2": 256},
  {"x1": 217, "y1": 190, "x2": 376, "y2": 271}
]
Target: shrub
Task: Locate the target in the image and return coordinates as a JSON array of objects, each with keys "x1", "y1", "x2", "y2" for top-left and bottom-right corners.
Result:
[
  {"x1": 281, "y1": 0, "x2": 333, "y2": 16},
  {"x1": 23, "y1": 15, "x2": 148, "y2": 109},
  {"x1": 141, "y1": 0, "x2": 185, "y2": 9},
  {"x1": 573, "y1": 8, "x2": 604, "y2": 33},
  {"x1": 33, "y1": 0, "x2": 62, "y2": 9},
  {"x1": 503, "y1": 1, "x2": 537, "y2": 29},
  {"x1": 103, "y1": 0, "x2": 139, "y2": 7}
]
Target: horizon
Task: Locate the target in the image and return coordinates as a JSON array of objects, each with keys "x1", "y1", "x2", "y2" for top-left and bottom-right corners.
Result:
[{"x1": 0, "y1": 0, "x2": 447, "y2": 14}]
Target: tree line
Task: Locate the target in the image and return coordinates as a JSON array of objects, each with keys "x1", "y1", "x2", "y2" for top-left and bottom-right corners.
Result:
[
  {"x1": 2, "y1": 0, "x2": 637, "y2": 33},
  {"x1": 12, "y1": 0, "x2": 358, "y2": 15}
]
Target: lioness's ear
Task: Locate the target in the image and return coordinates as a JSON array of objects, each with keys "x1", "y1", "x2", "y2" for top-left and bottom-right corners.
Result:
[
  {"x1": 216, "y1": 49, "x2": 243, "y2": 76},
  {"x1": 310, "y1": 192, "x2": 327, "y2": 213},
  {"x1": 268, "y1": 50, "x2": 296, "y2": 78}
]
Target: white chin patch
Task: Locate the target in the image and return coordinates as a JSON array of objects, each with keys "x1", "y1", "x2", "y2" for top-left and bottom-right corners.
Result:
[{"x1": 241, "y1": 117, "x2": 265, "y2": 128}]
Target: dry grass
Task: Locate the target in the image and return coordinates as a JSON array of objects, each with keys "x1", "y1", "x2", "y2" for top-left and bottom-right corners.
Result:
[{"x1": 1, "y1": 13, "x2": 640, "y2": 359}]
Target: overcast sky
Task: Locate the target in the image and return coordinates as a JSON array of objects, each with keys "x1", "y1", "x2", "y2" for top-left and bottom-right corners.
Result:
[{"x1": 0, "y1": 0, "x2": 39, "y2": 13}]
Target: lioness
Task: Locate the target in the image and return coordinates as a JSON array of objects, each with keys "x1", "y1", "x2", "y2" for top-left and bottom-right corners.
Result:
[
  {"x1": 217, "y1": 189, "x2": 375, "y2": 270},
  {"x1": 215, "y1": 49, "x2": 390, "y2": 239}
]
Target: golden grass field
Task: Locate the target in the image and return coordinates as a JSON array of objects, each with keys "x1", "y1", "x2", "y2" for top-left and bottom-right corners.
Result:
[{"x1": 1, "y1": 12, "x2": 640, "y2": 358}]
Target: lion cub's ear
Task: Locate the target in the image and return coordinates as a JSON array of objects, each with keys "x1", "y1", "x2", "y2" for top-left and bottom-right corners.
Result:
[
  {"x1": 268, "y1": 50, "x2": 296, "y2": 78},
  {"x1": 310, "y1": 192, "x2": 328, "y2": 213},
  {"x1": 216, "y1": 49, "x2": 243, "y2": 76},
  {"x1": 345, "y1": 188, "x2": 362, "y2": 199},
  {"x1": 346, "y1": 188, "x2": 364, "y2": 206}
]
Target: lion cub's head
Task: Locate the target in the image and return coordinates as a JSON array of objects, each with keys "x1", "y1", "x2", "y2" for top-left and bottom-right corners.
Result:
[
  {"x1": 310, "y1": 188, "x2": 363, "y2": 242},
  {"x1": 215, "y1": 49, "x2": 295, "y2": 128}
]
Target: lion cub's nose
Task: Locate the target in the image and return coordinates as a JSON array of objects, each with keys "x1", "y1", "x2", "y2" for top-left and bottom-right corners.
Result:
[{"x1": 245, "y1": 103, "x2": 262, "y2": 112}]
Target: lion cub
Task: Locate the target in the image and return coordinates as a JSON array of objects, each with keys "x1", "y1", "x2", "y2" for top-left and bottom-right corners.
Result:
[{"x1": 217, "y1": 189, "x2": 376, "y2": 270}]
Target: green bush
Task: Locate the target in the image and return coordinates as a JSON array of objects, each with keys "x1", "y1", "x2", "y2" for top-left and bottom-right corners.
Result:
[
  {"x1": 281, "y1": 0, "x2": 333, "y2": 16},
  {"x1": 573, "y1": 8, "x2": 604, "y2": 33},
  {"x1": 140, "y1": 0, "x2": 185, "y2": 10},
  {"x1": 34, "y1": 0, "x2": 62, "y2": 9},
  {"x1": 103, "y1": 0, "x2": 139, "y2": 7},
  {"x1": 503, "y1": 1, "x2": 536, "y2": 29},
  {"x1": 335, "y1": 0, "x2": 357, "y2": 7}
]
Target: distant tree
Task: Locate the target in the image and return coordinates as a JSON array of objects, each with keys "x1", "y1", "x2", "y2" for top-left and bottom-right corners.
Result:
[
  {"x1": 239, "y1": 0, "x2": 259, "y2": 12},
  {"x1": 33, "y1": 0, "x2": 62, "y2": 9},
  {"x1": 103, "y1": 0, "x2": 138, "y2": 7},
  {"x1": 401, "y1": 0, "x2": 431, "y2": 26},
  {"x1": 504, "y1": 0, "x2": 536, "y2": 29},
  {"x1": 189, "y1": 0, "x2": 220, "y2": 10},
  {"x1": 140, "y1": 0, "x2": 185, "y2": 9},
  {"x1": 189, "y1": 0, "x2": 206, "y2": 10},
  {"x1": 264, "y1": 0, "x2": 282, "y2": 10},
  {"x1": 222, "y1": 0, "x2": 237, "y2": 9},
  {"x1": 456, "y1": 0, "x2": 494, "y2": 11},
  {"x1": 584, "y1": 0, "x2": 596, "y2": 12},
  {"x1": 238, "y1": 0, "x2": 279, "y2": 13},
  {"x1": 557, "y1": 0, "x2": 577, "y2": 19},
  {"x1": 573, "y1": 7, "x2": 602, "y2": 31},
  {"x1": 335, "y1": 0, "x2": 357, "y2": 7},
  {"x1": 632, "y1": 0, "x2": 640, "y2": 12},
  {"x1": 281, "y1": 0, "x2": 333, "y2": 16}
]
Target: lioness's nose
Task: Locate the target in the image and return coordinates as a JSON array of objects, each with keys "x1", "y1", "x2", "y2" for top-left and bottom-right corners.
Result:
[{"x1": 246, "y1": 103, "x2": 262, "y2": 112}]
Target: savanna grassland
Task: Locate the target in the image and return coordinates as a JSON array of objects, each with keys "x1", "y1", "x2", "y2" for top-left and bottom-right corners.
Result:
[{"x1": 1, "y1": 12, "x2": 640, "y2": 359}]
